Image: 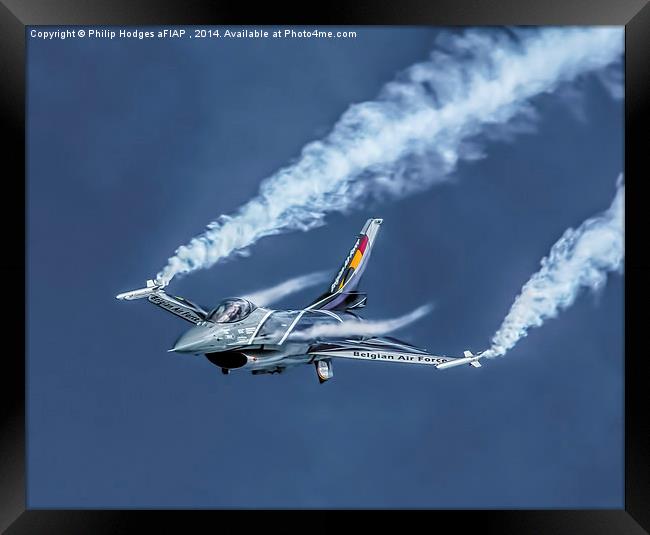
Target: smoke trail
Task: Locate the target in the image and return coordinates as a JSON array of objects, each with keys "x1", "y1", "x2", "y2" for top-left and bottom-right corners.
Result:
[
  {"x1": 157, "y1": 27, "x2": 623, "y2": 285},
  {"x1": 483, "y1": 176, "x2": 624, "y2": 358},
  {"x1": 240, "y1": 271, "x2": 330, "y2": 307},
  {"x1": 288, "y1": 303, "x2": 434, "y2": 341}
]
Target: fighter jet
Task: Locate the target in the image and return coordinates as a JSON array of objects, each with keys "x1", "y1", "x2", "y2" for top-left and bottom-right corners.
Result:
[{"x1": 116, "y1": 218, "x2": 485, "y2": 383}]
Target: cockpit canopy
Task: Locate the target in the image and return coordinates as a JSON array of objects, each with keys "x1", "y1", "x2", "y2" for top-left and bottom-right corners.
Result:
[{"x1": 206, "y1": 298, "x2": 256, "y2": 323}]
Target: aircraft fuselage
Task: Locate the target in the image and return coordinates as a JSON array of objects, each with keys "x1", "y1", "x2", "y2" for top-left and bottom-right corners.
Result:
[{"x1": 170, "y1": 306, "x2": 357, "y2": 373}]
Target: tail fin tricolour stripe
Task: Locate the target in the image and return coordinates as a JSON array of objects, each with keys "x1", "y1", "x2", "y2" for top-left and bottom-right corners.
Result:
[{"x1": 306, "y1": 218, "x2": 382, "y2": 311}]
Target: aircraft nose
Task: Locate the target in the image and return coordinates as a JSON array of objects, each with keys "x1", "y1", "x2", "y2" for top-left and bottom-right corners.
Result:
[{"x1": 170, "y1": 325, "x2": 212, "y2": 353}]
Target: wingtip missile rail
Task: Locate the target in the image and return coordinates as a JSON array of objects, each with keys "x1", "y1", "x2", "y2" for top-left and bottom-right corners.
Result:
[
  {"x1": 435, "y1": 350, "x2": 486, "y2": 370},
  {"x1": 116, "y1": 279, "x2": 163, "y2": 301}
]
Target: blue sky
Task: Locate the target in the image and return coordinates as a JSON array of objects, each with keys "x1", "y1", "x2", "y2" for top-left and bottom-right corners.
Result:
[{"x1": 27, "y1": 26, "x2": 623, "y2": 508}]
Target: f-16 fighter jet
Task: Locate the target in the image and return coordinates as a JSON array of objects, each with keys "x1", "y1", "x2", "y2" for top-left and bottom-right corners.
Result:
[{"x1": 116, "y1": 219, "x2": 485, "y2": 383}]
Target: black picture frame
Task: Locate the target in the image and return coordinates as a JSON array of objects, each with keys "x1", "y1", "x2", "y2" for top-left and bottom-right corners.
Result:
[{"x1": 3, "y1": 1, "x2": 648, "y2": 532}]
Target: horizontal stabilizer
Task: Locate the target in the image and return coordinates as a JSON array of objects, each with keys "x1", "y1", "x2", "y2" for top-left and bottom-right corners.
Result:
[{"x1": 328, "y1": 291, "x2": 367, "y2": 311}]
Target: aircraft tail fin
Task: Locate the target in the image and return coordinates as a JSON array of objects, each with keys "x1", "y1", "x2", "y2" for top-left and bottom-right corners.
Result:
[{"x1": 306, "y1": 218, "x2": 382, "y2": 311}]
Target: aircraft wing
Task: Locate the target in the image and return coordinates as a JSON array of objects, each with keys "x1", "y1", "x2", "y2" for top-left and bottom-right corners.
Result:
[
  {"x1": 306, "y1": 218, "x2": 382, "y2": 311},
  {"x1": 116, "y1": 280, "x2": 208, "y2": 324},
  {"x1": 308, "y1": 337, "x2": 485, "y2": 370}
]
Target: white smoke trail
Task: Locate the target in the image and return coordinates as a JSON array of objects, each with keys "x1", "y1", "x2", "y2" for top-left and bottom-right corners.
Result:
[
  {"x1": 157, "y1": 27, "x2": 623, "y2": 285},
  {"x1": 240, "y1": 271, "x2": 330, "y2": 307},
  {"x1": 483, "y1": 176, "x2": 624, "y2": 358},
  {"x1": 288, "y1": 303, "x2": 434, "y2": 341}
]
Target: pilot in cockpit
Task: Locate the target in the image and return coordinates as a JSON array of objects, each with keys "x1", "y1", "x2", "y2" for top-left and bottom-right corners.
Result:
[{"x1": 207, "y1": 298, "x2": 255, "y2": 323}]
